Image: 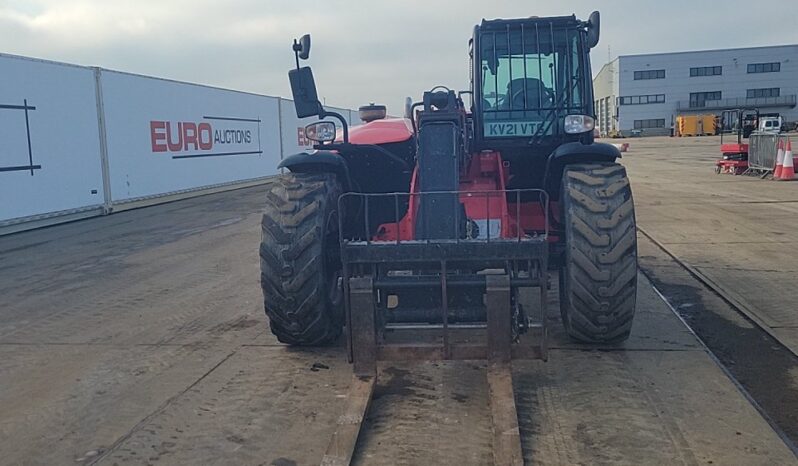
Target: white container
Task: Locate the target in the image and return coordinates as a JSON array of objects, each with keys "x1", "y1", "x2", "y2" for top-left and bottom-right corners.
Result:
[
  {"x1": 0, "y1": 54, "x2": 105, "y2": 226},
  {"x1": 99, "y1": 70, "x2": 282, "y2": 205}
]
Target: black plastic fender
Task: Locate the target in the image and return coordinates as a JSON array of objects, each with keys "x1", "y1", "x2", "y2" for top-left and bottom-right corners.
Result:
[
  {"x1": 551, "y1": 141, "x2": 621, "y2": 163},
  {"x1": 544, "y1": 142, "x2": 621, "y2": 195},
  {"x1": 277, "y1": 150, "x2": 352, "y2": 190}
]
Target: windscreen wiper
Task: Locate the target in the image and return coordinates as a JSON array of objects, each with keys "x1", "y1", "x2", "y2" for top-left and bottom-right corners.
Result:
[
  {"x1": 528, "y1": 89, "x2": 569, "y2": 145},
  {"x1": 529, "y1": 69, "x2": 583, "y2": 145}
]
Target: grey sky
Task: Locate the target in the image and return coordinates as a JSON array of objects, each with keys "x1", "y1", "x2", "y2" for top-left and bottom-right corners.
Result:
[{"x1": 2, "y1": 0, "x2": 797, "y2": 113}]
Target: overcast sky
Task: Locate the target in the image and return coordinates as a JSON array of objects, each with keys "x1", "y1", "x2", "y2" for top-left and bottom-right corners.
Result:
[{"x1": 2, "y1": 0, "x2": 797, "y2": 113}]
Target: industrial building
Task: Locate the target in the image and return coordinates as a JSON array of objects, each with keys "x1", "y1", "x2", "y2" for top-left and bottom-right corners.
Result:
[{"x1": 593, "y1": 44, "x2": 798, "y2": 136}]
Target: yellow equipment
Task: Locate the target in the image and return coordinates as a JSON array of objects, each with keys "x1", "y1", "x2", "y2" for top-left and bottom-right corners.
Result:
[{"x1": 676, "y1": 114, "x2": 716, "y2": 137}]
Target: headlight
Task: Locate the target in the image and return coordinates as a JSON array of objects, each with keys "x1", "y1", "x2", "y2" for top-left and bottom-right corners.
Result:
[
  {"x1": 564, "y1": 115, "x2": 596, "y2": 134},
  {"x1": 304, "y1": 121, "x2": 337, "y2": 142}
]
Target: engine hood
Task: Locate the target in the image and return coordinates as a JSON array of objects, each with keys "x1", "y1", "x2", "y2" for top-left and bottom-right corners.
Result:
[{"x1": 345, "y1": 118, "x2": 414, "y2": 145}]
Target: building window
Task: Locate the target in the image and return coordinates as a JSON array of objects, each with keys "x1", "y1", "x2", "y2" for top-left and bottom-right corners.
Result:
[
  {"x1": 619, "y1": 94, "x2": 666, "y2": 105},
  {"x1": 747, "y1": 62, "x2": 780, "y2": 73},
  {"x1": 747, "y1": 88, "x2": 780, "y2": 98},
  {"x1": 690, "y1": 66, "x2": 722, "y2": 77},
  {"x1": 634, "y1": 119, "x2": 666, "y2": 129},
  {"x1": 689, "y1": 91, "x2": 722, "y2": 108},
  {"x1": 633, "y1": 69, "x2": 665, "y2": 80}
]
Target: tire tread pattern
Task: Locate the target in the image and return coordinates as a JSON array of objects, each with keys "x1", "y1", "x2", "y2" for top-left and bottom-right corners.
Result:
[
  {"x1": 259, "y1": 173, "x2": 342, "y2": 345},
  {"x1": 560, "y1": 162, "x2": 637, "y2": 343}
]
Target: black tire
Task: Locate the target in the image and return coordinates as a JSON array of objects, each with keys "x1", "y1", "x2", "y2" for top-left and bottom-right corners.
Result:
[
  {"x1": 260, "y1": 173, "x2": 344, "y2": 345},
  {"x1": 559, "y1": 162, "x2": 637, "y2": 343}
]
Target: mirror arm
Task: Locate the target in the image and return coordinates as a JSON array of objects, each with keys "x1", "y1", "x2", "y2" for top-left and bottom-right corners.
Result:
[
  {"x1": 319, "y1": 108, "x2": 349, "y2": 143},
  {"x1": 292, "y1": 39, "x2": 301, "y2": 69},
  {"x1": 292, "y1": 37, "x2": 307, "y2": 69}
]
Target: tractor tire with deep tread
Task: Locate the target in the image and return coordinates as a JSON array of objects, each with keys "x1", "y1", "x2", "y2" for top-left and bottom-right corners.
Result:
[
  {"x1": 559, "y1": 162, "x2": 638, "y2": 343},
  {"x1": 260, "y1": 173, "x2": 344, "y2": 346}
]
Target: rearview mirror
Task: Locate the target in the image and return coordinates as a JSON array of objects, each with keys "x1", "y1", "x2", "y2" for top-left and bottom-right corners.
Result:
[
  {"x1": 587, "y1": 11, "x2": 600, "y2": 49},
  {"x1": 288, "y1": 66, "x2": 321, "y2": 118},
  {"x1": 294, "y1": 34, "x2": 311, "y2": 60},
  {"x1": 304, "y1": 121, "x2": 337, "y2": 143}
]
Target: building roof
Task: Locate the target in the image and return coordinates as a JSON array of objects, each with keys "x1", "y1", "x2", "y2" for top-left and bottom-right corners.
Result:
[
  {"x1": 617, "y1": 43, "x2": 798, "y2": 60},
  {"x1": 593, "y1": 58, "x2": 618, "y2": 77}
]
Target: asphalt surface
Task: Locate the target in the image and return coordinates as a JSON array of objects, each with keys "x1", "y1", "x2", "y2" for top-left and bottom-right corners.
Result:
[{"x1": 1, "y1": 142, "x2": 797, "y2": 464}]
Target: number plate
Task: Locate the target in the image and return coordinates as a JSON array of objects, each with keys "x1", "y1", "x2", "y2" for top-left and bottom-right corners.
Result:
[{"x1": 484, "y1": 120, "x2": 549, "y2": 137}]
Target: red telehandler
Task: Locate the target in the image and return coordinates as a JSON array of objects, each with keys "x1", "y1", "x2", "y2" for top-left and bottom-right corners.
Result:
[{"x1": 260, "y1": 11, "x2": 637, "y2": 464}]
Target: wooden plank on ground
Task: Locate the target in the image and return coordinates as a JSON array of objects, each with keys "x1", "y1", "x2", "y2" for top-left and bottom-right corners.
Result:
[
  {"x1": 488, "y1": 362, "x2": 524, "y2": 466},
  {"x1": 319, "y1": 374, "x2": 376, "y2": 466}
]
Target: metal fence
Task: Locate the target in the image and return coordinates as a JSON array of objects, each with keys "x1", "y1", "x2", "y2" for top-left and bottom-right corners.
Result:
[{"x1": 748, "y1": 132, "x2": 793, "y2": 170}]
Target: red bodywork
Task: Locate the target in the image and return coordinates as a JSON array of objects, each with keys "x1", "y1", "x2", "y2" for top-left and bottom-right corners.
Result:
[
  {"x1": 716, "y1": 143, "x2": 749, "y2": 175},
  {"x1": 347, "y1": 118, "x2": 414, "y2": 145},
  {"x1": 372, "y1": 152, "x2": 553, "y2": 242},
  {"x1": 721, "y1": 143, "x2": 748, "y2": 155},
  {"x1": 341, "y1": 117, "x2": 554, "y2": 243}
]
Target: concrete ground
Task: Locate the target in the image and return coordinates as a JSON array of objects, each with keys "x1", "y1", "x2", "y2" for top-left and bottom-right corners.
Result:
[
  {"x1": 621, "y1": 135, "x2": 798, "y2": 356},
  {"x1": 0, "y1": 143, "x2": 796, "y2": 464}
]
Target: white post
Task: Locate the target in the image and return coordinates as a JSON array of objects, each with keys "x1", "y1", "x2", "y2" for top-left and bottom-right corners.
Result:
[{"x1": 92, "y1": 67, "x2": 113, "y2": 214}]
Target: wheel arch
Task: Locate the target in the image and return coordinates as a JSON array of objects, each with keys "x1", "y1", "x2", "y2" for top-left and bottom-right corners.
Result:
[
  {"x1": 544, "y1": 142, "x2": 621, "y2": 196},
  {"x1": 278, "y1": 150, "x2": 352, "y2": 190}
]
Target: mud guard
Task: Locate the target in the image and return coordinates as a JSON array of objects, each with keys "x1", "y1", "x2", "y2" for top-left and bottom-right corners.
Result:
[
  {"x1": 544, "y1": 142, "x2": 621, "y2": 194},
  {"x1": 278, "y1": 150, "x2": 352, "y2": 190}
]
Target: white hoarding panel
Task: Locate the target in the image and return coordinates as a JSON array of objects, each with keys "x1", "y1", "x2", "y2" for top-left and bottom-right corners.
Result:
[
  {"x1": 100, "y1": 70, "x2": 281, "y2": 202},
  {"x1": 0, "y1": 55, "x2": 105, "y2": 223},
  {"x1": 279, "y1": 98, "x2": 356, "y2": 156}
]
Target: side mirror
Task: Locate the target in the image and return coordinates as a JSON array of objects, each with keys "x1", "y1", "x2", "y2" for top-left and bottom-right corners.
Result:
[
  {"x1": 293, "y1": 34, "x2": 311, "y2": 60},
  {"x1": 304, "y1": 121, "x2": 337, "y2": 143},
  {"x1": 587, "y1": 11, "x2": 600, "y2": 49},
  {"x1": 288, "y1": 66, "x2": 322, "y2": 118}
]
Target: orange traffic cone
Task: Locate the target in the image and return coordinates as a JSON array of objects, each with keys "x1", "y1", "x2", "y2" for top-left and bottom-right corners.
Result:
[
  {"x1": 774, "y1": 139, "x2": 784, "y2": 179},
  {"x1": 778, "y1": 139, "x2": 795, "y2": 181}
]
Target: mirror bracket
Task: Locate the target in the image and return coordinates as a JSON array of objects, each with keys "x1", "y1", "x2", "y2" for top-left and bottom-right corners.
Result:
[
  {"x1": 292, "y1": 34, "x2": 311, "y2": 68},
  {"x1": 292, "y1": 39, "x2": 301, "y2": 69},
  {"x1": 318, "y1": 110, "x2": 349, "y2": 144},
  {"x1": 287, "y1": 33, "x2": 349, "y2": 144}
]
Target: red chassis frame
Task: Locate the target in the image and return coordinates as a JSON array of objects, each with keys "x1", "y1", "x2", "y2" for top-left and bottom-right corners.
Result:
[{"x1": 371, "y1": 152, "x2": 556, "y2": 242}]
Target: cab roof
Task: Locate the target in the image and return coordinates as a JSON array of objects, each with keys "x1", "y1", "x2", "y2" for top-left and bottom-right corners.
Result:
[{"x1": 479, "y1": 15, "x2": 579, "y2": 30}]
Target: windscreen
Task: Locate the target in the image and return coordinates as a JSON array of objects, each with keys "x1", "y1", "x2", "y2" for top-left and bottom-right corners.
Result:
[{"x1": 480, "y1": 24, "x2": 585, "y2": 138}]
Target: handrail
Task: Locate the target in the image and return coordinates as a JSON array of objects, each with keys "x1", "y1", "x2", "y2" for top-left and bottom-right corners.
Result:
[{"x1": 337, "y1": 189, "x2": 549, "y2": 245}]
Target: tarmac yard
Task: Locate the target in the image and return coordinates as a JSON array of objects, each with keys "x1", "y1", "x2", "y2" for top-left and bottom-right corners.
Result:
[{"x1": 1, "y1": 136, "x2": 798, "y2": 465}]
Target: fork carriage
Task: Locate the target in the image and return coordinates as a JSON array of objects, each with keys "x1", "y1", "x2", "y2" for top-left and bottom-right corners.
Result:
[{"x1": 338, "y1": 189, "x2": 550, "y2": 376}]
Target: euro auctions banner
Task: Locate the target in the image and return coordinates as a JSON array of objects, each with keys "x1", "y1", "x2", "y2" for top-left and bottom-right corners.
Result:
[
  {"x1": 148, "y1": 117, "x2": 261, "y2": 159},
  {"x1": 100, "y1": 70, "x2": 281, "y2": 202}
]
